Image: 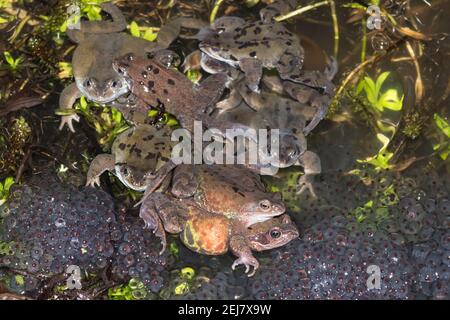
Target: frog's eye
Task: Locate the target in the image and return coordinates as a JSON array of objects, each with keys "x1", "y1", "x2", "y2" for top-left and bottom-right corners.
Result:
[
  {"x1": 84, "y1": 79, "x2": 92, "y2": 88},
  {"x1": 270, "y1": 229, "x2": 281, "y2": 239},
  {"x1": 259, "y1": 200, "x2": 271, "y2": 211},
  {"x1": 111, "y1": 80, "x2": 120, "y2": 88},
  {"x1": 126, "y1": 53, "x2": 135, "y2": 61},
  {"x1": 122, "y1": 167, "x2": 129, "y2": 176}
]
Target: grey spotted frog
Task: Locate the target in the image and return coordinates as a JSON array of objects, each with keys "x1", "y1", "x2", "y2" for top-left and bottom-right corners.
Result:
[
  {"x1": 58, "y1": 2, "x2": 207, "y2": 132},
  {"x1": 86, "y1": 124, "x2": 176, "y2": 192}
]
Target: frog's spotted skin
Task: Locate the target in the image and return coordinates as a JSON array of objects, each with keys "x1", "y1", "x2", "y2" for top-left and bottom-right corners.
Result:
[
  {"x1": 138, "y1": 164, "x2": 287, "y2": 263},
  {"x1": 145, "y1": 185, "x2": 297, "y2": 276},
  {"x1": 112, "y1": 52, "x2": 248, "y2": 134},
  {"x1": 214, "y1": 85, "x2": 321, "y2": 196},
  {"x1": 197, "y1": 10, "x2": 336, "y2": 135},
  {"x1": 58, "y1": 2, "x2": 207, "y2": 132},
  {"x1": 86, "y1": 124, "x2": 175, "y2": 191}
]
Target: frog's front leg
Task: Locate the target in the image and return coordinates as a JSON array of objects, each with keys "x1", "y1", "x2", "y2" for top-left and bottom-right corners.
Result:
[
  {"x1": 139, "y1": 193, "x2": 167, "y2": 255},
  {"x1": 171, "y1": 165, "x2": 199, "y2": 199},
  {"x1": 239, "y1": 58, "x2": 263, "y2": 93},
  {"x1": 152, "y1": 193, "x2": 187, "y2": 234},
  {"x1": 86, "y1": 154, "x2": 115, "y2": 187},
  {"x1": 230, "y1": 235, "x2": 260, "y2": 277},
  {"x1": 296, "y1": 150, "x2": 321, "y2": 197},
  {"x1": 58, "y1": 82, "x2": 82, "y2": 132},
  {"x1": 78, "y1": 2, "x2": 126, "y2": 34}
]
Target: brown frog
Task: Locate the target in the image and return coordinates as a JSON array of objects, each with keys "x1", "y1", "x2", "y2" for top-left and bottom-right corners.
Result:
[
  {"x1": 112, "y1": 52, "x2": 250, "y2": 134},
  {"x1": 138, "y1": 164, "x2": 286, "y2": 259},
  {"x1": 58, "y1": 2, "x2": 207, "y2": 132},
  {"x1": 166, "y1": 205, "x2": 298, "y2": 276}
]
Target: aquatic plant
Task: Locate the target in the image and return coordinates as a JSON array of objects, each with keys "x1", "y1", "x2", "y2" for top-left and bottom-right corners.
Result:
[
  {"x1": 108, "y1": 278, "x2": 148, "y2": 300},
  {"x1": 1, "y1": 51, "x2": 23, "y2": 72},
  {"x1": 0, "y1": 177, "x2": 14, "y2": 206},
  {"x1": 129, "y1": 21, "x2": 158, "y2": 42},
  {"x1": 432, "y1": 114, "x2": 450, "y2": 160}
]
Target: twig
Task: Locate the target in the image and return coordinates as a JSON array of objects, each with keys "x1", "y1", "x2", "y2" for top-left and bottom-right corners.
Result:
[
  {"x1": 210, "y1": 0, "x2": 224, "y2": 24},
  {"x1": 327, "y1": 0, "x2": 339, "y2": 59},
  {"x1": 274, "y1": 0, "x2": 328, "y2": 22}
]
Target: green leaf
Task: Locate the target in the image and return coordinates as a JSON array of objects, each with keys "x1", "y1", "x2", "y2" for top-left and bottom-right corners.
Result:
[
  {"x1": 363, "y1": 76, "x2": 377, "y2": 105},
  {"x1": 111, "y1": 107, "x2": 122, "y2": 123},
  {"x1": 355, "y1": 78, "x2": 365, "y2": 94},
  {"x1": 3, "y1": 177, "x2": 14, "y2": 192},
  {"x1": 375, "y1": 71, "x2": 390, "y2": 96},
  {"x1": 142, "y1": 29, "x2": 157, "y2": 42},
  {"x1": 3, "y1": 51, "x2": 14, "y2": 66},
  {"x1": 378, "y1": 89, "x2": 403, "y2": 111},
  {"x1": 342, "y1": 3, "x2": 367, "y2": 9},
  {"x1": 129, "y1": 21, "x2": 140, "y2": 37},
  {"x1": 434, "y1": 113, "x2": 450, "y2": 138}
]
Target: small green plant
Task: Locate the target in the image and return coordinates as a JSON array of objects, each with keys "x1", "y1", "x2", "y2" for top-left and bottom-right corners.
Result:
[
  {"x1": 0, "y1": 177, "x2": 14, "y2": 206},
  {"x1": 129, "y1": 21, "x2": 158, "y2": 42},
  {"x1": 432, "y1": 113, "x2": 450, "y2": 160},
  {"x1": 2, "y1": 51, "x2": 23, "y2": 72},
  {"x1": 357, "y1": 133, "x2": 394, "y2": 170},
  {"x1": 108, "y1": 278, "x2": 148, "y2": 300},
  {"x1": 356, "y1": 72, "x2": 404, "y2": 113}
]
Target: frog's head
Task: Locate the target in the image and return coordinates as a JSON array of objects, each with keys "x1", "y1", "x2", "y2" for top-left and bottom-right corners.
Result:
[
  {"x1": 238, "y1": 191, "x2": 285, "y2": 226},
  {"x1": 115, "y1": 163, "x2": 154, "y2": 191},
  {"x1": 247, "y1": 214, "x2": 299, "y2": 252},
  {"x1": 75, "y1": 75, "x2": 129, "y2": 104},
  {"x1": 198, "y1": 33, "x2": 239, "y2": 67},
  {"x1": 276, "y1": 131, "x2": 307, "y2": 168}
]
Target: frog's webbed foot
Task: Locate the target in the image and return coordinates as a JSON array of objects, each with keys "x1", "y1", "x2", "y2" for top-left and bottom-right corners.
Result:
[
  {"x1": 260, "y1": 0, "x2": 298, "y2": 22},
  {"x1": 239, "y1": 58, "x2": 262, "y2": 93},
  {"x1": 231, "y1": 256, "x2": 260, "y2": 277},
  {"x1": 86, "y1": 154, "x2": 115, "y2": 187},
  {"x1": 157, "y1": 17, "x2": 208, "y2": 49},
  {"x1": 58, "y1": 114, "x2": 80, "y2": 133},
  {"x1": 230, "y1": 235, "x2": 260, "y2": 277},
  {"x1": 139, "y1": 196, "x2": 167, "y2": 255},
  {"x1": 296, "y1": 150, "x2": 321, "y2": 197},
  {"x1": 57, "y1": 83, "x2": 82, "y2": 132}
]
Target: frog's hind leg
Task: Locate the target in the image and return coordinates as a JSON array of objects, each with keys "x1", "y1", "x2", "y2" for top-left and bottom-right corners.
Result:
[
  {"x1": 296, "y1": 150, "x2": 321, "y2": 198},
  {"x1": 197, "y1": 72, "x2": 228, "y2": 113},
  {"x1": 86, "y1": 154, "x2": 115, "y2": 187},
  {"x1": 80, "y1": 2, "x2": 126, "y2": 34},
  {"x1": 157, "y1": 17, "x2": 208, "y2": 49},
  {"x1": 230, "y1": 235, "x2": 260, "y2": 277},
  {"x1": 139, "y1": 194, "x2": 167, "y2": 255}
]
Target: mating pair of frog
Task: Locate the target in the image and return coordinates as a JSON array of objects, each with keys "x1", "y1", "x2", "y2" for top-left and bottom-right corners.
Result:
[{"x1": 87, "y1": 124, "x2": 298, "y2": 276}]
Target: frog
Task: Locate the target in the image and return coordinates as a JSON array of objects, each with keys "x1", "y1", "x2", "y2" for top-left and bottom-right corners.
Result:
[
  {"x1": 112, "y1": 52, "x2": 252, "y2": 134},
  {"x1": 196, "y1": 8, "x2": 336, "y2": 135},
  {"x1": 177, "y1": 209, "x2": 298, "y2": 276},
  {"x1": 214, "y1": 84, "x2": 322, "y2": 196},
  {"x1": 58, "y1": 2, "x2": 208, "y2": 132},
  {"x1": 138, "y1": 164, "x2": 286, "y2": 257},
  {"x1": 85, "y1": 124, "x2": 176, "y2": 192}
]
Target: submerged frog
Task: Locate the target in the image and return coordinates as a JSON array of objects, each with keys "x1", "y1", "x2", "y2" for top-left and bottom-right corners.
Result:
[
  {"x1": 86, "y1": 124, "x2": 176, "y2": 191},
  {"x1": 197, "y1": 10, "x2": 336, "y2": 135},
  {"x1": 58, "y1": 2, "x2": 207, "y2": 132},
  {"x1": 138, "y1": 164, "x2": 286, "y2": 256},
  {"x1": 215, "y1": 85, "x2": 321, "y2": 196}
]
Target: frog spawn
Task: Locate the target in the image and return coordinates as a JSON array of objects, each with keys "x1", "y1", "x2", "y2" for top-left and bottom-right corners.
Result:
[
  {"x1": 0, "y1": 174, "x2": 115, "y2": 295},
  {"x1": 0, "y1": 173, "x2": 169, "y2": 297}
]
